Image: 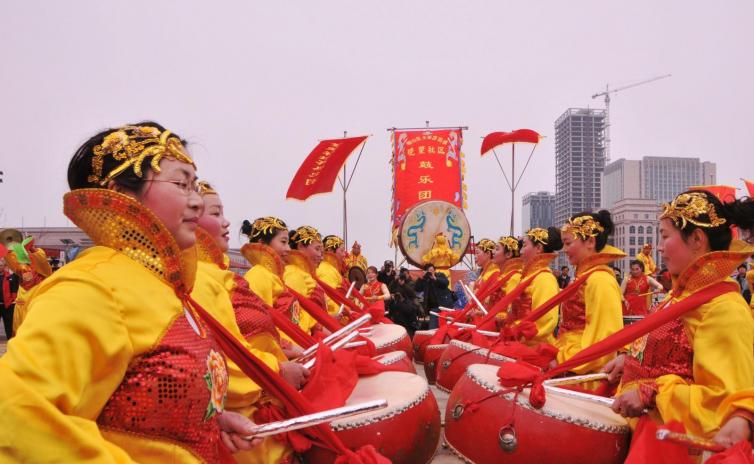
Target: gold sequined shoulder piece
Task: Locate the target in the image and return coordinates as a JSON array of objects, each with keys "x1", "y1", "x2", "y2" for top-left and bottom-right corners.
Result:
[
  {"x1": 240, "y1": 243, "x2": 285, "y2": 278},
  {"x1": 63, "y1": 189, "x2": 196, "y2": 294},
  {"x1": 195, "y1": 227, "x2": 227, "y2": 270},
  {"x1": 523, "y1": 253, "x2": 557, "y2": 277},
  {"x1": 285, "y1": 250, "x2": 316, "y2": 276},
  {"x1": 673, "y1": 240, "x2": 754, "y2": 295}
]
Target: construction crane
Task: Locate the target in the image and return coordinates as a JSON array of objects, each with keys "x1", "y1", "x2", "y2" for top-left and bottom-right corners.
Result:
[{"x1": 592, "y1": 73, "x2": 671, "y2": 162}]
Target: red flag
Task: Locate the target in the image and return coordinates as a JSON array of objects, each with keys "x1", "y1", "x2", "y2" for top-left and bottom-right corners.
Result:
[
  {"x1": 286, "y1": 136, "x2": 368, "y2": 200},
  {"x1": 480, "y1": 129, "x2": 540, "y2": 156},
  {"x1": 690, "y1": 185, "x2": 737, "y2": 203},
  {"x1": 743, "y1": 179, "x2": 754, "y2": 197}
]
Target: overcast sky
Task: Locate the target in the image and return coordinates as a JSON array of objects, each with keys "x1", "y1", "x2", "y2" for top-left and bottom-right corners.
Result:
[{"x1": 1, "y1": 1, "x2": 753, "y2": 264}]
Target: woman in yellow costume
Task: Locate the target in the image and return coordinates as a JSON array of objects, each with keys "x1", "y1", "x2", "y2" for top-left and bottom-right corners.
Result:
[
  {"x1": 602, "y1": 192, "x2": 754, "y2": 444},
  {"x1": 486, "y1": 235, "x2": 523, "y2": 322},
  {"x1": 316, "y1": 234, "x2": 348, "y2": 317},
  {"x1": 469, "y1": 238, "x2": 499, "y2": 295},
  {"x1": 553, "y1": 210, "x2": 625, "y2": 374},
  {"x1": 2, "y1": 233, "x2": 53, "y2": 333},
  {"x1": 0, "y1": 122, "x2": 259, "y2": 462},
  {"x1": 508, "y1": 227, "x2": 564, "y2": 345},
  {"x1": 282, "y1": 226, "x2": 329, "y2": 336},
  {"x1": 194, "y1": 182, "x2": 310, "y2": 464}
]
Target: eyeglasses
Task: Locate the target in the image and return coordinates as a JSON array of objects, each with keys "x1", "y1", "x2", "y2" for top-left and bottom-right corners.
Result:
[{"x1": 146, "y1": 179, "x2": 200, "y2": 195}]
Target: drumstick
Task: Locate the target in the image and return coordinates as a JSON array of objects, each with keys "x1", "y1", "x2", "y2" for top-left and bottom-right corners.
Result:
[
  {"x1": 299, "y1": 313, "x2": 372, "y2": 359},
  {"x1": 463, "y1": 283, "x2": 489, "y2": 315},
  {"x1": 429, "y1": 312, "x2": 498, "y2": 337},
  {"x1": 343, "y1": 341, "x2": 367, "y2": 349},
  {"x1": 303, "y1": 331, "x2": 360, "y2": 369},
  {"x1": 543, "y1": 385, "x2": 615, "y2": 408},
  {"x1": 243, "y1": 399, "x2": 388, "y2": 439},
  {"x1": 438, "y1": 306, "x2": 458, "y2": 312},
  {"x1": 655, "y1": 428, "x2": 725, "y2": 453},
  {"x1": 543, "y1": 373, "x2": 609, "y2": 387},
  {"x1": 336, "y1": 282, "x2": 357, "y2": 317}
]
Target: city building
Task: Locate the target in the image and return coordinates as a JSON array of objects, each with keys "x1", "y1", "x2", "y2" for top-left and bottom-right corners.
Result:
[
  {"x1": 610, "y1": 198, "x2": 662, "y2": 274},
  {"x1": 521, "y1": 191, "x2": 555, "y2": 231},
  {"x1": 642, "y1": 156, "x2": 716, "y2": 204},
  {"x1": 601, "y1": 159, "x2": 642, "y2": 210}
]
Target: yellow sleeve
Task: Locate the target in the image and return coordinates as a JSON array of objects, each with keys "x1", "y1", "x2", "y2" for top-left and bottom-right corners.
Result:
[
  {"x1": 317, "y1": 263, "x2": 344, "y2": 316},
  {"x1": 559, "y1": 271, "x2": 623, "y2": 373},
  {"x1": 716, "y1": 389, "x2": 754, "y2": 426},
  {"x1": 528, "y1": 273, "x2": 559, "y2": 344},
  {"x1": 0, "y1": 270, "x2": 135, "y2": 462},
  {"x1": 654, "y1": 295, "x2": 754, "y2": 438}
]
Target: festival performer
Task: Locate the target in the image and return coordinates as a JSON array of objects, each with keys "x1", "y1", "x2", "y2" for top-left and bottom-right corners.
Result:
[
  {"x1": 636, "y1": 243, "x2": 657, "y2": 276},
  {"x1": 621, "y1": 259, "x2": 664, "y2": 316},
  {"x1": 421, "y1": 232, "x2": 459, "y2": 280},
  {"x1": 195, "y1": 181, "x2": 308, "y2": 464},
  {"x1": 3, "y1": 233, "x2": 53, "y2": 332},
  {"x1": 283, "y1": 226, "x2": 327, "y2": 335},
  {"x1": 486, "y1": 235, "x2": 523, "y2": 320},
  {"x1": 553, "y1": 211, "x2": 625, "y2": 374},
  {"x1": 316, "y1": 234, "x2": 349, "y2": 316},
  {"x1": 605, "y1": 191, "x2": 754, "y2": 440},
  {"x1": 343, "y1": 241, "x2": 368, "y2": 272},
  {"x1": 0, "y1": 123, "x2": 258, "y2": 462},
  {"x1": 508, "y1": 227, "x2": 564, "y2": 345},
  {"x1": 469, "y1": 238, "x2": 499, "y2": 296},
  {"x1": 361, "y1": 265, "x2": 391, "y2": 314}
]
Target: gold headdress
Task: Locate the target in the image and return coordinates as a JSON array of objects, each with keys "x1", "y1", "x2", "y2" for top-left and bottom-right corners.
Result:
[
  {"x1": 527, "y1": 228, "x2": 549, "y2": 246},
  {"x1": 561, "y1": 215, "x2": 605, "y2": 240},
  {"x1": 323, "y1": 235, "x2": 345, "y2": 252},
  {"x1": 89, "y1": 125, "x2": 194, "y2": 186},
  {"x1": 498, "y1": 236, "x2": 520, "y2": 252},
  {"x1": 660, "y1": 192, "x2": 726, "y2": 229},
  {"x1": 476, "y1": 238, "x2": 496, "y2": 254},
  {"x1": 292, "y1": 226, "x2": 322, "y2": 245},
  {"x1": 197, "y1": 181, "x2": 217, "y2": 196},
  {"x1": 251, "y1": 217, "x2": 287, "y2": 239}
]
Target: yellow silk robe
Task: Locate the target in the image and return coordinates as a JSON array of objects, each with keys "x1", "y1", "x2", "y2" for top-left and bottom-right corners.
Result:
[
  {"x1": 282, "y1": 251, "x2": 322, "y2": 335},
  {"x1": 316, "y1": 252, "x2": 346, "y2": 316},
  {"x1": 515, "y1": 253, "x2": 559, "y2": 345}
]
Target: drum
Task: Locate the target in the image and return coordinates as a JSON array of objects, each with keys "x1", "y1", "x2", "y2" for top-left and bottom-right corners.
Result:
[
  {"x1": 348, "y1": 266, "x2": 367, "y2": 290},
  {"x1": 373, "y1": 351, "x2": 417, "y2": 374},
  {"x1": 445, "y1": 364, "x2": 629, "y2": 464},
  {"x1": 305, "y1": 371, "x2": 441, "y2": 464},
  {"x1": 422, "y1": 343, "x2": 448, "y2": 385},
  {"x1": 397, "y1": 200, "x2": 471, "y2": 268},
  {"x1": 364, "y1": 324, "x2": 413, "y2": 359},
  {"x1": 623, "y1": 315, "x2": 644, "y2": 325},
  {"x1": 435, "y1": 339, "x2": 513, "y2": 393},
  {"x1": 412, "y1": 329, "x2": 438, "y2": 363}
]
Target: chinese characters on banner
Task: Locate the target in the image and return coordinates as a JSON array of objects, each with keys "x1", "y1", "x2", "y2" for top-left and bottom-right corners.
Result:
[{"x1": 391, "y1": 129, "x2": 467, "y2": 230}]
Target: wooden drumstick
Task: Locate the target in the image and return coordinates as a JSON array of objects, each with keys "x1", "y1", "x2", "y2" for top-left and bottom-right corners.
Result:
[
  {"x1": 429, "y1": 312, "x2": 498, "y2": 337},
  {"x1": 463, "y1": 283, "x2": 489, "y2": 315},
  {"x1": 243, "y1": 399, "x2": 388, "y2": 439},
  {"x1": 655, "y1": 428, "x2": 725, "y2": 453},
  {"x1": 543, "y1": 373, "x2": 609, "y2": 387},
  {"x1": 298, "y1": 313, "x2": 372, "y2": 360},
  {"x1": 336, "y1": 282, "x2": 357, "y2": 317},
  {"x1": 543, "y1": 385, "x2": 615, "y2": 408},
  {"x1": 303, "y1": 331, "x2": 360, "y2": 369}
]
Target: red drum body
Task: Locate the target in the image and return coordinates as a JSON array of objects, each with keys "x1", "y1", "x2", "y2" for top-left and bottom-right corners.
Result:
[
  {"x1": 364, "y1": 324, "x2": 413, "y2": 359},
  {"x1": 373, "y1": 351, "x2": 417, "y2": 374},
  {"x1": 305, "y1": 371, "x2": 441, "y2": 464},
  {"x1": 422, "y1": 343, "x2": 447, "y2": 385},
  {"x1": 445, "y1": 364, "x2": 629, "y2": 464},
  {"x1": 435, "y1": 340, "x2": 513, "y2": 393},
  {"x1": 412, "y1": 329, "x2": 437, "y2": 363}
]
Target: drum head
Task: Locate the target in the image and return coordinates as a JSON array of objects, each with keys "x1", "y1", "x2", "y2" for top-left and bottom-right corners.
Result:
[
  {"x1": 348, "y1": 266, "x2": 367, "y2": 289},
  {"x1": 397, "y1": 200, "x2": 471, "y2": 268}
]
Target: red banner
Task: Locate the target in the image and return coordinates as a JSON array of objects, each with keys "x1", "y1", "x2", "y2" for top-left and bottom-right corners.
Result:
[
  {"x1": 744, "y1": 179, "x2": 754, "y2": 197},
  {"x1": 480, "y1": 129, "x2": 541, "y2": 156},
  {"x1": 689, "y1": 184, "x2": 737, "y2": 203},
  {"x1": 391, "y1": 129, "x2": 467, "y2": 228},
  {"x1": 286, "y1": 136, "x2": 368, "y2": 200}
]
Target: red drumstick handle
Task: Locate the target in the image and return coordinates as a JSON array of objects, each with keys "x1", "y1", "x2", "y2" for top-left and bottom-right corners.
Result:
[{"x1": 655, "y1": 428, "x2": 726, "y2": 453}]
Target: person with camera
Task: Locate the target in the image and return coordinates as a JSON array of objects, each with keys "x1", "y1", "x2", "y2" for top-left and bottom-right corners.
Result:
[
  {"x1": 414, "y1": 263, "x2": 454, "y2": 329},
  {"x1": 388, "y1": 272, "x2": 419, "y2": 336},
  {"x1": 377, "y1": 260, "x2": 397, "y2": 287}
]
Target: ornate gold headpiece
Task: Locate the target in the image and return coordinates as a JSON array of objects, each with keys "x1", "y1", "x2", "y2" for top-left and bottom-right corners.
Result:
[
  {"x1": 660, "y1": 192, "x2": 726, "y2": 229},
  {"x1": 476, "y1": 239, "x2": 496, "y2": 254},
  {"x1": 498, "y1": 236, "x2": 520, "y2": 252},
  {"x1": 89, "y1": 125, "x2": 194, "y2": 186},
  {"x1": 251, "y1": 217, "x2": 287, "y2": 239},
  {"x1": 527, "y1": 228, "x2": 549, "y2": 246},
  {"x1": 323, "y1": 235, "x2": 345, "y2": 252},
  {"x1": 197, "y1": 181, "x2": 217, "y2": 196},
  {"x1": 561, "y1": 215, "x2": 605, "y2": 240},
  {"x1": 292, "y1": 226, "x2": 322, "y2": 245}
]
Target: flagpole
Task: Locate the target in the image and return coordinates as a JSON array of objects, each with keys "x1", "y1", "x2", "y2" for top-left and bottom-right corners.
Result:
[
  {"x1": 510, "y1": 143, "x2": 515, "y2": 235},
  {"x1": 343, "y1": 131, "x2": 348, "y2": 244}
]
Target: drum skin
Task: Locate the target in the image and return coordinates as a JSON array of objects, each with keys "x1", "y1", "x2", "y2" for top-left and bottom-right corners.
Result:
[
  {"x1": 366, "y1": 324, "x2": 413, "y2": 359},
  {"x1": 412, "y1": 329, "x2": 437, "y2": 363},
  {"x1": 445, "y1": 365, "x2": 629, "y2": 464},
  {"x1": 435, "y1": 340, "x2": 513, "y2": 393},
  {"x1": 397, "y1": 200, "x2": 471, "y2": 269},
  {"x1": 373, "y1": 351, "x2": 417, "y2": 374},
  {"x1": 422, "y1": 344, "x2": 448, "y2": 385},
  {"x1": 305, "y1": 372, "x2": 441, "y2": 464}
]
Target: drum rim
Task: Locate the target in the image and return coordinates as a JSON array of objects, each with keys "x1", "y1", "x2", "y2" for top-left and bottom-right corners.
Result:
[
  {"x1": 461, "y1": 365, "x2": 629, "y2": 434},
  {"x1": 448, "y1": 339, "x2": 514, "y2": 362},
  {"x1": 330, "y1": 376, "x2": 433, "y2": 431},
  {"x1": 369, "y1": 329, "x2": 409, "y2": 349},
  {"x1": 425, "y1": 343, "x2": 449, "y2": 351},
  {"x1": 374, "y1": 350, "x2": 407, "y2": 365}
]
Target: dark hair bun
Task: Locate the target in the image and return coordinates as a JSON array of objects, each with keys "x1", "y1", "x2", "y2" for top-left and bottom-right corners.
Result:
[
  {"x1": 724, "y1": 197, "x2": 754, "y2": 231},
  {"x1": 595, "y1": 210, "x2": 615, "y2": 236},
  {"x1": 545, "y1": 226, "x2": 564, "y2": 252},
  {"x1": 240, "y1": 219, "x2": 253, "y2": 237}
]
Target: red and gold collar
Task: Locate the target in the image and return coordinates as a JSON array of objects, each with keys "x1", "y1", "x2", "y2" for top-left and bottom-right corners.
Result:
[
  {"x1": 63, "y1": 189, "x2": 197, "y2": 295},
  {"x1": 501, "y1": 257, "x2": 523, "y2": 276},
  {"x1": 672, "y1": 240, "x2": 754, "y2": 296},
  {"x1": 522, "y1": 253, "x2": 557, "y2": 277},
  {"x1": 241, "y1": 242, "x2": 285, "y2": 278},
  {"x1": 195, "y1": 227, "x2": 228, "y2": 270},
  {"x1": 576, "y1": 245, "x2": 626, "y2": 277},
  {"x1": 285, "y1": 250, "x2": 316, "y2": 276}
]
